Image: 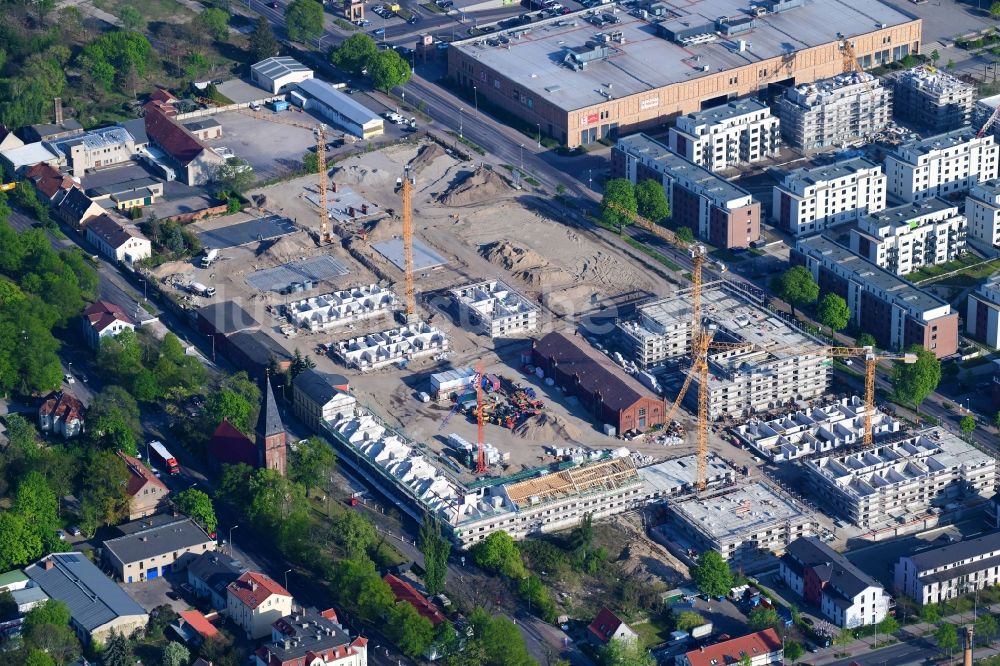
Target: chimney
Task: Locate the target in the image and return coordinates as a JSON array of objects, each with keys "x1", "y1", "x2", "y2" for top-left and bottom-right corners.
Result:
[
  {"x1": 54, "y1": 97, "x2": 63, "y2": 125},
  {"x1": 964, "y1": 625, "x2": 974, "y2": 666},
  {"x1": 44, "y1": 558, "x2": 55, "y2": 570},
  {"x1": 251, "y1": 580, "x2": 259, "y2": 591}
]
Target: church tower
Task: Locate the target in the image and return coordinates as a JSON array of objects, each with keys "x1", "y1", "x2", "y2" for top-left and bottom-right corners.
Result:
[{"x1": 255, "y1": 374, "x2": 287, "y2": 476}]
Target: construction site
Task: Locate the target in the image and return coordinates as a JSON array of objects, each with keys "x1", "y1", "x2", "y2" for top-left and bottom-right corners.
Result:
[
  {"x1": 889, "y1": 65, "x2": 975, "y2": 133},
  {"x1": 778, "y1": 72, "x2": 894, "y2": 150}
]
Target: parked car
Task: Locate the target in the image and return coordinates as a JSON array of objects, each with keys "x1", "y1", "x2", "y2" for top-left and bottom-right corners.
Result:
[
  {"x1": 267, "y1": 1, "x2": 279, "y2": 7},
  {"x1": 64, "y1": 373, "x2": 75, "y2": 384},
  {"x1": 69, "y1": 526, "x2": 82, "y2": 537},
  {"x1": 373, "y1": 27, "x2": 386, "y2": 36},
  {"x1": 55, "y1": 530, "x2": 67, "y2": 541}
]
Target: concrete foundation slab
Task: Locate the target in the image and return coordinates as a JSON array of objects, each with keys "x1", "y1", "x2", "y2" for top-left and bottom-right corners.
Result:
[
  {"x1": 197, "y1": 215, "x2": 297, "y2": 249},
  {"x1": 372, "y1": 238, "x2": 447, "y2": 271},
  {"x1": 246, "y1": 255, "x2": 351, "y2": 293}
]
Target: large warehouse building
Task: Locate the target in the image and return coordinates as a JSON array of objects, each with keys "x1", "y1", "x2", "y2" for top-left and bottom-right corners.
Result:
[{"x1": 446, "y1": 0, "x2": 921, "y2": 147}]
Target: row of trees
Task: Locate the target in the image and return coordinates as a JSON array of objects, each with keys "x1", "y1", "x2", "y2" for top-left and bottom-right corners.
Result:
[
  {"x1": 329, "y1": 33, "x2": 413, "y2": 92},
  {"x1": 600, "y1": 178, "x2": 674, "y2": 230}
]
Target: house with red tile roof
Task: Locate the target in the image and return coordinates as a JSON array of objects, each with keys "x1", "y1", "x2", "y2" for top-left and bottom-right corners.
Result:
[
  {"x1": 677, "y1": 628, "x2": 783, "y2": 666},
  {"x1": 26, "y1": 163, "x2": 73, "y2": 203},
  {"x1": 82, "y1": 300, "x2": 135, "y2": 349},
  {"x1": 144, "y1": 107, "x2": 224, "y2": 186},
  {"x1": 172, "y1": 609, "x2": 219, "y2": 645},
  {"x1": 227, "y1": 572, "x2": 294, "y2": 639},
  {"x1": 254, "y1": 607, "x2": 368, "y2": 666},
  {"x1": 38, "y1": 391, "x2": 85, "y2": 439},
  {"x1": 382, "y1": 574, "x2": 446, "y2": 626},
  {"x1": 117, "y1": 452, "x2": 169, "y2": 520},
  {"x1": 587, "y1": 607, "x2": 637, "y2": 646}
]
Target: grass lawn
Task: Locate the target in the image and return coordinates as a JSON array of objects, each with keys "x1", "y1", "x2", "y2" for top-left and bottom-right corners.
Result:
[
  {"x1": 422, "y1": 2, "x2": 447, "y2": 12},
  {"x1": 632, "y1": 616, "x2": 672, "y2": 648},
  {"x1": 907, "y1": 255, "x2": 1000, "y2": 284},
  {"x1": 94, "y1": 0, "x2": 195, "y2": 25}
]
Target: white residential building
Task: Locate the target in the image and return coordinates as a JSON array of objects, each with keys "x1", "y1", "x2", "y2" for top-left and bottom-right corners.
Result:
[
  {"x1": 335, "y1": 322, "x2": 449, "y2": 372},
  {"x1": 283, "y1": 285, "x2": 397, "y2": 332},
  {"x1": 965, "y1": 179, "x2": 1000, "y2": 248},
  {"x1": 668, "y1": 98, "x2": 780, "y2": 171},
  {"x1": 291, "y1": 368, "x2": 356, "y2": 431},
  {"x1": 449, "y1": 279, "x2": 538, "y2": 338},
  {"x1": 967, "y1": 275, "x2": 1000, "y2": 348},
  {"x1": 773, "y1": 157, "x2": 887, "y2": 236},
  {"x1": 85, "y1": 214, "x2": 152, "y2": 265},
  {"x1": 890, "y1": 66, "x2": 974, "y2": 133},
  {"x1": 227, "y1": 572, "x2": 294, "y2": 639},
  {"x1": 253, "y1": 608, "x2": 368, "y2": 666},
  {"x1": 895, "y1": 531, "x2": 1000, "y2": 605},
  {"x1": 885, "y1": 129, "x2": 999, "y2": 203},
  {"x1": 781, "y1": 537, "x2": 891, "y2": 628},
  {"x1": 778, "y1": 72, "x2": 893, "y2": 150},
  {"x1": 850, "y1": 198, "x2": 966, "y2": 275},
  {"x1": 803, "y1": 427, "x2": 997, "y2": 528}
]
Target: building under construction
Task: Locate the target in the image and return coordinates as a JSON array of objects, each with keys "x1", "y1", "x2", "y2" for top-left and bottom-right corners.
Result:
[
  {"x1": 618, "y1": 283, "x2": 830, "y2": 420},
  {"x1": 889, "y1": 66, "x2": 974, "y2": 133},
  {"x1": 668, "y1": 481, "x2": 819, "y2": 562},
  {"x1": 778, "y1": 72, "x2": 893, "y2": 150}
]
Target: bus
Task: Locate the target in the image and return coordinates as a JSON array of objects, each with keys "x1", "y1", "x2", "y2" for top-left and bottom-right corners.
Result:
[{"x1": 148, "y1": 440, "x2": 179, "y2": 475}]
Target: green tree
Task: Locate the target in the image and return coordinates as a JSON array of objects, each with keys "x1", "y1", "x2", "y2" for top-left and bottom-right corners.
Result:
[
  {"x1": 469, "y1": 607, "x2": 535, "y2": 666},
  {"x1": 816, "y1": 293, "x2": 850, "y2": 333},
  {"x1": 162, "y1": 640, "x2": 190, "y2": 666},
  {"x1": 691, "y1": 550, "x2": 733, "y2": 598},
  {"x1": 218, "y1": 463, "x2": 255, "y2": 507},
  {"x1": 931, "y1": 49, "x2": 940, "y2": 63},
  {"x1": 175, "y1": 488, "x2": 217, "y2": 533},
  {"x1": 471, "y1": 530, "x2": 525, "y2": 579},
  {"x1": 285, "y1": 0, "x2": 324, "y2": 43},
  {"x1": 289, "y1": 436, "x2": 336, "y2": 496},
  {"x1": 995, "y1": 410, "x2": 1000, "y2": 429},
  {"x1": 976, "y1": 612, "x2": 998, "y2": 645},
  {"x1": 369, "y1": 49, "x2": 412, "y2": 92},
  {"x1": 86, "y1": 386, "x2": 140, "y2": 456},
  {"x1": 674, "y1": 225, "x2": 695, "y2": 243},
  {"x1": 936, "y1": 623, "x2": 958, "y2": 657},
  {"x1": 102, "y1": 630, "x2": 133, "y2": 666},
  {"x1": 891, "y1": 346, "x2": 942, "y2": 413},
  {"x1": 387, "y1": 601, "x2": 436, "y2": 658},
  {"x1": 598, "y1": 639, "x2": 655, "y2": 666},
  {"x1": 784, "y1": 640, "x2": 804, "y2": 663},
  {"x1": 97, "y1": 328, "x2": 143, "y2": 381},
  {"x1": 331, "y1": 33, "x2": 378, "y2": 76},
  {"x1": 248, "y1": 17, "x2": 280, "y2": 62},
  {"x1": 207, "y1": 388, "x2": 254, "y2": 434},
  {"x1": 420, "y1": 518, "x2": 451, "y2": 596},
  {"x1": 961, "y1": 414, "x2": 976, "y2": 434},
  {"x1": 24, "y1": 622, "x2": 80, "y2": 665},
  {"x1": 0, "y1": 590, "x2": 16, "y2": 622},
  {"x1": 329, "y1": 510, "x2": 377, "y2": 558},
  {"x1": 24, "y1": 600, "x2": 71, "y2": 632},
  {"x1": 921, "y1": 603, "x2": 941, "y2": 623},
  {"x1": 771, "y1": 265, "x2": 819, "y2": 316},
  {"x1": 601, "y1": 178, "x2": 637, "y2": 231},
  {"x1": 14, "y1": 470, "x2": 59, "y2": 547},
  {"x1": 991, "y1": 1, "x2": 1000, "y2": 19},
  {"x1": 635, "y1": 179, "x2": 670, "y2": 222},
  {"x1": 5, "y1": 413, "x2": 39, "y2": 458},
  {"x1": 213, "y1": 157, "x2": 254, "y2": 194},
  {"x1": 877, "y1": 614, "x2": 900, "y2": 635},
  {"x1": 857, "y1": 332, "x2": 877, "y2": 349},
  {"x1": 118, "y1": 5, "x2": 144, "y2": 30},
  {"x1": 247, "y1": 469, "x2": 306, "y2": 530},
  {"x1": 78, "y1": 449, "x2": 130, "y2": 534},
  {"x1": 23, "y1": 650, "x2": 55, "y2": 666},
  {"x1": 746, "y1": 606, "x2": 780, "y2": 631},
  {"x1": 674, "y1": 611, "x2": 706, "y2": 632},
  {"x1": 0, "y1": 513, "x2": 43, "y2": 569},
  {"x1": 303, "y1": 151, "x2": 320, "y2": 173},
  {"x1": 195, "y1": 8, "x2": 230, "y2": 40}
]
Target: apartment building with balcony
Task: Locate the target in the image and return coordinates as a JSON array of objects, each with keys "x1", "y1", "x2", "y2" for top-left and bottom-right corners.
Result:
[
  {"x1": 967, "y1": 274, "x2": 1000, "y2": 349},
  {"x1": 885, "y1": 129, "x2": 999, "y2": 203},
  {"x1": 778, "y1": 72, "x2": 893, "y2": 150},
  {"x1": 669, "y1": 98, "x2": 780, "y2": 171},
  {"x1": 850, "y1": 198, "x2": 966, "y2": 276},
  {"x1": 965, "y1": 179, "x2": 1000, "y2": 248},
  {"x1": 773, "y1": 157, "x2": 887, "y2": 236}
]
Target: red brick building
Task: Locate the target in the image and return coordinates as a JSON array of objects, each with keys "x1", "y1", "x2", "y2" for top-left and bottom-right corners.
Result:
[{"x1": 532, "y1": 332, "x2": 664, "y2": 435}]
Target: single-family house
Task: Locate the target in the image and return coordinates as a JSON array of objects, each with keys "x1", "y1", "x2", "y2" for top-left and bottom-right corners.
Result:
[
  {"x1": 85, "y1": 214, "x2": 152, "y2": 265},
  {"x1": 227, "y1": 571, "x2": 294, "y2": 639},
  {"x1": 118, "y1": 451, "x2": 169, "y2": 520},
  {"x1": 56, "y1": 188, "x2": 104, "y2": 229},
  {"x1": 383, "y1": 574, "x2": 446, "y2": 626},
  {"x1": 26, "y1": 163, "x2": 73, "y2": 203},
  {"x1": 83, "y1": 300, "x2": 135, "y2": 349},
  {"x1": 38, "y1": 391, "x2": 85, "y2": 438},
  {"x1": 171, "y1": 609, "x2": 219, "y2": 646},
  {"x1": 587, "y1": 608, "x2": 638, "y2": 646}
]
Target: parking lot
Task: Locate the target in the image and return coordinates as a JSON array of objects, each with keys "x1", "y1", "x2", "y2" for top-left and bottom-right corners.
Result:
[{"x1": 207, "y1": 110, "x2": 319, "y2": 181}]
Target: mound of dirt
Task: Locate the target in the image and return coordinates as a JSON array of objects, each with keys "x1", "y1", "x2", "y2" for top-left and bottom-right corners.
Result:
[
  {"x1": 479, "y1": 240, "x2": 571, "y2": 287},
  {"x1": 513, "y1": 413, "x2": 583, "y2": 442},
  {"x1": 440, "y1": 167, "x2": 512, "y2": 206},
  {"x1": 361, "y1": 215, "x2": 399, "y2": 243},
  {"x1": 257, "y1": 231, "x2": 314, "y2": 264},
  {"x1": 409, "y1": 143, "x2": 446, "y2": 176}
]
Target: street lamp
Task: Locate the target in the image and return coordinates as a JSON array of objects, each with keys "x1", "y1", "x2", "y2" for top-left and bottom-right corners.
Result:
[
  {"x1": 519, "y1": 143, "x2": 524, "y2": 172},
  {"x1": 537, "y1": 123, "x2": 541, "y2": 148},
  {"x1": 229, "y1": 524, "x2": 240, "y2": 555},
  {"x1": 459, "y1": 107, "x2": 464, "y2": 138},
  {"x1": 473, "y1": 86, "x2": 478, "y2": 117},
  {"x1": 138, "y1": 278, "x2": 147, "y2": 302},
  {"x1": 206, "y1": 334, "x2": 216, "y2": 362},
  {"x1": 284, "y1": 568, "x2": 292, "y2": 591}
]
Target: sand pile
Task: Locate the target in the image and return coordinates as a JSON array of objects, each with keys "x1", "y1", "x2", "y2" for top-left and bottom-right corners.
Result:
[
  {"x1": 361, "y1": 216, "x2": 399, "y2": 243},
  {"x1": 409, "y1": 143, "x2": 446, "y2": 176},
  {"x1": 440, "y1": 167, "x2": 512, "y2": 206},
  {"x1": 479, "y1": 240, "x2": 570, "y2": 287},
  {"x1": 513, "y1": 413, "x2": 583, "y2": 442},
  {"x1": 257, "y1": 232, "x2": 313, "y2": 264}
]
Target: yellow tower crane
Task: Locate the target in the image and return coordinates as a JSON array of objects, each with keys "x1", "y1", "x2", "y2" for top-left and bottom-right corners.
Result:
[
  {"x1": 401, "y1": 167, "x2": 416, "y2": 320},
  {"x1": 839, "y1": 37, "x2": 875, "y2": 97}
]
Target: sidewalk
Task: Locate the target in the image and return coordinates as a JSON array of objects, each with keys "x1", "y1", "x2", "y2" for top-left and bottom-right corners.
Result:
[{"x1": 809, "y1": 604, "x2": 1000, "y2": 665}]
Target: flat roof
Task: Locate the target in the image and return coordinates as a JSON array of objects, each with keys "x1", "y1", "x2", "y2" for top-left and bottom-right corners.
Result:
[
  {"x1": 453, "y1": 0, "x2": 915, "y2": 112},
  {"x1": 616, "y1": 134, "x2": 751, "y2": 205},
  {"x1": 892, "y1": 128, "x2": 981, "y2": 159},
  {"x1": 296, "y1": 79, "x2": 381, "y2": 128},
  {"x1": 782, "y1": 157, "x2": 882, "y2": 187},
  {"x1": 672, "y1": 481, "x2": 811, "y2": 543},
  {"x1": 638, "y1": 453, "x2": 736, "y2": 494},
  {"x1": 47, "y1": 127, "x2": 133, "y2": 156},
  {"x1": 1, "y1": 142, "x2": 59, "y2": 169},
  {"x1": 679, "y1": 98, "x2": 769, "y2": 126},
  {"x1": 866, "y1": 197, "x2": 957, "y2": 227},
  {"x1": 795, "y1": 236, "x2": 949, "y2": 316}
]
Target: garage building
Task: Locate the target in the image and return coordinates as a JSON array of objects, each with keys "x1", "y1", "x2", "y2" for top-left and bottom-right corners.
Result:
[
  {"x1": 250, "y1": 56, "x2": 314, "y2": 94},
  {"x1": 291, "y1": 79, "x2": 384, "y2": 139}
]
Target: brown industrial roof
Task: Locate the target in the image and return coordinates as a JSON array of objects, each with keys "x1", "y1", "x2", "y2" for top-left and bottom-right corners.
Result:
[
  {"x1": 533, "y1": 331, "x2": 656, "y2": 412},
  {"x1": 145, "y1": 107, "x2": 206, "y2": 166}
]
